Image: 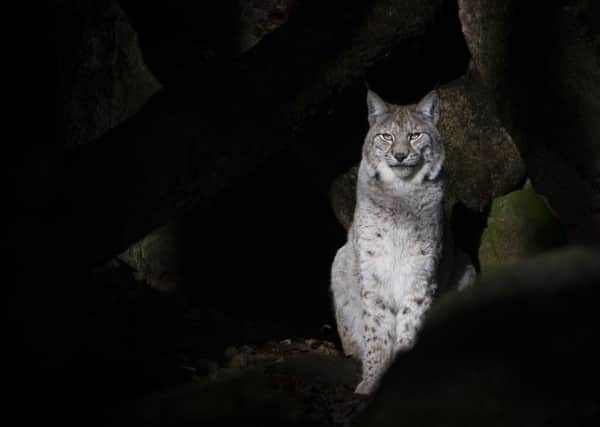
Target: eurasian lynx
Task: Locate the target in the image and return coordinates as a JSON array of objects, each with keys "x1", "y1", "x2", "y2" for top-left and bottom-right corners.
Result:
[{"x1": 331, "y1": 89, "x2": 472, "y2": 394}]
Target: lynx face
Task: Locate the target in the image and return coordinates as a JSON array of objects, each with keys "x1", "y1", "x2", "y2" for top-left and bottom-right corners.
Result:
[{"x1": 363, "y1": 90, "x2": 444, "y2": 182}]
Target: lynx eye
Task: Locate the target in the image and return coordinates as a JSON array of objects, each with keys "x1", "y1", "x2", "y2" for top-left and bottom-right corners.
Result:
[
  {"x1": 378, "y1": 133, "x2": 394, "y2": 143},
  {"x1": 409, "y1": 132, "x2": 423, "y2": 141}
]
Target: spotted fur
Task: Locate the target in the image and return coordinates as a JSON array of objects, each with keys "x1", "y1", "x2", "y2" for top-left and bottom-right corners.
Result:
[{"x1": 331, "y1": 89, "x2": 463, "y2": 394}]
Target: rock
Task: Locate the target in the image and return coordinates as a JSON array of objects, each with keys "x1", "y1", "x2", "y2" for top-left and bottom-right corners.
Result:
[
  {"x1": 457, "y1": 0, "x2": 481, "y2": 72},
  {"x1": 457, "y1": 0, "x2": 600, "y2": 243},
  {"x1": 329, "y1": 165, "x2": 358, "y2": 231},
  {"x1": 107, "y1": 343, "x2": 363, "y2": 427},
  {"x1": 118, "y1": 221, "x2": 180, "y2": 293},
  {"x1": 328, "y1": 72, "x2": 526, "y2": 229},
  {"x1": 60, "y1": 0, "x2": 160, "y2": 149},
  {"x1": 357, "y1": 246, "x2": 600, "y2": 426},
  {"x1": 438, "y1": 72, "x2": 525, "y2": 212},
  {"x1": 478, "y1": 184, "x2": 568, "y2": 272},
  {"x1": 239, "y1": 0, "x2": 296, "y2": 52},
  {"x1": 225, "y1": 345, "x2": 255, "y2": 369},
  {"x1": 189, "y1": 359, "x2": 219, "y2": 378},
  {"x1": 107, "y1": 368, "x2": 304, "y2": 427}
]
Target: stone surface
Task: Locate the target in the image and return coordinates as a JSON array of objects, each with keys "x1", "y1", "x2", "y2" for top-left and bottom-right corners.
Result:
[
  {"x1": 108, "y1": 368, "x2": 303, "y2": 427},
  {"x1": 60, "y1": 0, "x2": 160, "y2": 149},
  {"x1": 240, "y1": 0, "x2": 296, "y2": 51},
  {"x1": 438, "y1": 72, "x2": 525, "y2": 212},
  {"x1": 118, "y1": 221, "x2": 180, "y2": 293},
  {"x1": 357, "y1": 246, "x2": 600, "y2": 426},
  {"x1": 458, "y1": 0, "x2": 600, "y2": 243},
  {"x1": 107, "y1": 339, "x2": 364, "y2": 427},
  {"x1": 457, "y1": 0, "x2": 481, "y2": 72},
  {"x1": 329, "y1": 165, "x2": 359, "y2": 231},
  {"x1": 478, "y1": 186, "x2": 568, "y2": 272}
]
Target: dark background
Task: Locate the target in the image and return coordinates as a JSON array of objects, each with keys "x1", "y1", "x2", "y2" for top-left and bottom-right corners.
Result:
[{"x1": 12, "y1": 0, "x2": 600, "y2": 425}]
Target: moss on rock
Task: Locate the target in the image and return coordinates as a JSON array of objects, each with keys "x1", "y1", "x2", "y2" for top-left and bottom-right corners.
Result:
[{"x1": 478, "y1": 186, "x2": 568, "y2": 272}]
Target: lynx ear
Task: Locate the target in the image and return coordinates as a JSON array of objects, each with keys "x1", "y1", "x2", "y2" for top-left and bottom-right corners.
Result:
[
  {"x1": 417, "y1": 90, "x2": 440, "y2": 125},
  {"x1": 367, "y1": 89, "x2": 389, "y2": 126}
]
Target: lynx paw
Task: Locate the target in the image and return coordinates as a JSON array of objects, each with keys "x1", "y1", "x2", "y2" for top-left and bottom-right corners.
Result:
[
  {"x1": 341, "y1": 338, "x2": 360, "y2": 358},
  {"x1": 354, "y1": 379, "x2": 376, "y2": 395},
  {"x1": 338, "y1": 325, "x2": 361, "y2": 358}
]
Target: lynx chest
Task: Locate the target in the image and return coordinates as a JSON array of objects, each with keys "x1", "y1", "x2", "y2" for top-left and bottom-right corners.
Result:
[{"x1": 354, "y1": 216, "x2": 441, "y2": 305}]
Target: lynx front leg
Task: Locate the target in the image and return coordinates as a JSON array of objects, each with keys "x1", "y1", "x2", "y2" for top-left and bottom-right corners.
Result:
[
  {"x1": 334, "y1": 304, "x2": 362, "y2": 357},
  {"x1": 331, "y1": 244, "x2": 363, "y2": 357},
  {"x1": 395, "y1": 286, "x2": 435, "y2": 352},
  {"x1": 355, "y1": 289, "x2": 396, "y2": 395},
  {"x1": 453, "y1": 248, "x2": 477, "y2": 291}
]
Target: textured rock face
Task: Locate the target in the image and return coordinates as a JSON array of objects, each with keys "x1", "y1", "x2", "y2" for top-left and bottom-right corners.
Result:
[
  {"x1": 60, "y1": 0, "x2": 160, "y2": 149},
  {"x1": 478, "y1": 186, "x2": 568, "y2": 272},
  {"x1": 108, "y1": 340, "x2": 363, "y2": 427},
  {"x1": 457, "y1": 0, "x2": 510, "y2": 99},
  {"x1": 240, "y1": 0, "x2": 296, "y2": 51},
  {"x1": 329, "y1": 165, "x2": 358, "y2": 231},
  {"x1": 457, "y1": 0, "x2": 600, "y2": 243},
  {"x1": 118, "y1": 221, "x2": 180, "y2": 293},
  {"x1": 438, "y1": 72, "x2": 525, "y2": 212},
  {"x1": 457, "y1": 0, "x2": 481, "y2": 71},
  {"x1": 357, "y1": 246, "x2": 600, "y2": 427},
  {"x1": 328, "y1": 73, "x2": 526, "y2": 230},
  {"x1": 535, "y1": 2, "x2": 600, "y2": 242}
]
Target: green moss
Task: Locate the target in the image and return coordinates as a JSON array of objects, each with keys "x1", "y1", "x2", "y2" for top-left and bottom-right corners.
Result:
[{"x1": 479, "y1": 187, "x2": 568, "y2": 272}]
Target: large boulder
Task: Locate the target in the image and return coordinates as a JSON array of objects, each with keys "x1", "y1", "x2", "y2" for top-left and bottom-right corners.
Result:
[
  {"x1": 107, "y1": 340, "x2": 362, "y2": 427},
  {"x1": 239, "y1": 0, "x2": 296, "y2": 51},
  {"x1": 458, "y1": 0, "x2": 600, "y2": 243},
  {"x1": 438, "y1": 72, "x2": 525, "y2": 212},
  {"x1": 357, "y1": 246, "x2": 600, "y2": 426},
  {"x1": 59, "y1": 0, "x2": 160, "y2": 149},
  {"x1": 117, "y1": 221, "x2": 180, "y2": 293},
  {"x1": 478, "y1": 185, "x2": 568, "y2": 272},
  {"x1": 329, "y1": 165, "x2": 358, "y2": 231}
]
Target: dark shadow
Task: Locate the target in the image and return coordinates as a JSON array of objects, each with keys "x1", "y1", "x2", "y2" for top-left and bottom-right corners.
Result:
[
  {"x1": 41, "y1": 1, "x2": 483, "y2": 425},
  {"x1": 365, "y1": 0, "x2": 471, "y2": 104},
  {"x1": 118, "y1": 0, "x2": 243, "y2": 85},
  {"x1": 450, "y1": 202, "x2": 489, "y2": 272},
  {"x1": 180, "y1": 149, "x2": 346, "y2": 350},
  {"x1": 501, "y1": 0, "x2": 599, "y2": 241}
]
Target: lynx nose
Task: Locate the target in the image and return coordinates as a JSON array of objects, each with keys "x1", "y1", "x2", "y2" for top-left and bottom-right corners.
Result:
[{"x1": 392, "y1": 149, "x2": 408, "y2": 162}]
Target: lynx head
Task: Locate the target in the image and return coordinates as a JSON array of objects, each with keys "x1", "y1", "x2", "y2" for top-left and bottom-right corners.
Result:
[{"x1": 363, "y1": 89, "x2": 444, "y2": 183}]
